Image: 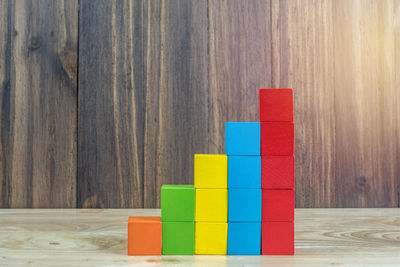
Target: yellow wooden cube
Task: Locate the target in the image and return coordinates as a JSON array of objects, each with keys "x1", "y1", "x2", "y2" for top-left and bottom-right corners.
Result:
[
  {"x1": 195, "y1": 222, "x2": 227, "y2": 255},
  {"x1": 195, "y1": 189, "x2": 227, "y2": 222},
  {"x1": 194, "y1": 154, "x2": 227, "y2": 188}
]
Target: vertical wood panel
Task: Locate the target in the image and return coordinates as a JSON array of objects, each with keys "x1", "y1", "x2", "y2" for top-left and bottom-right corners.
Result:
[
  {"x1": 271, "y1": 0, "x2": 399, "y2": 207},
  {"x1": 271, "y1": 0, "x2": 336, "y2": 207},
  {"x1": 332, "y1": 0, "x2": 399, "y2": 207},
  {"x1": 79, "y1": 0, "x2": 209, "y2": 208},
  {"x1": 143, "y1": 0, "x2": 209, "y2": 208},
  {"x1": 78, "y1": 0, "x2": 145, "y2": 208},
  {"x1": 208, "y1": 0, "x2": 272, "y2": 153},
  {"x1": 0, "y1": 0, "x2": 398, "y2": 208},
  {"x1": 0, "y1": 0, "x2": 78, "y2": 208}
]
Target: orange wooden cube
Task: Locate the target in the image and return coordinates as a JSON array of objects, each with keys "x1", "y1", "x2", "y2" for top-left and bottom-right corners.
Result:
[{"x1": 128, "y1": 216, "x2": 162, "y2": 255}]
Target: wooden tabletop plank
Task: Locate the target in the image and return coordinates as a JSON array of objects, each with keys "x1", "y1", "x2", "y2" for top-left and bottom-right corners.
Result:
[{"x1": 0, "y1": 209, "x2": 399, "y2": 266}]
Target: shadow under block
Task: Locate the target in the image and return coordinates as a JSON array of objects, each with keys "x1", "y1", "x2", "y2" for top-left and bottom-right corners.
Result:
[
  {"x1": 162, "y1": 222, "x2": 195, "y2": 255},
  {"x1": 262, "y1": 221, "x2": 294, "y2": 255},
  {"x1": 261, "y1": 122, "x2": 294, "y2": 156},
  {"x1": 227, "y1": 222, "x2": 261, "y2": 255},
  {"x1": 262, "y1": 189, "x2": 295, "y2": 221},
  {"x1": 225, "y1": 122, "x2": 260, "y2": 156},
  {"x1": 195, "y1": 222, "x2": 227, "y2": 255},
  {"x1": 195, "y1": 189, "x2": 228, "y2": 222},
  {"x1": 259, "y1": 88, "x2": 294, "y2": 122},
  {"x1": 228, "y1": 189, "x2": 261, "y2": 222},
  {"x1": 161, "y1": 185, "x2": 195, "y2": 221},
  {"x1": 262, "y1": 156, "x2": 295, "y2": 189},
  {"x1": 228, "y1": 156, "x2": 261, "y2": 189},
  {"x1": 194, "y1": 154, "x2": 227, "y2": 188},
  {"x1": 127, "y1": 216, "x2": 162, "y2": 255}
]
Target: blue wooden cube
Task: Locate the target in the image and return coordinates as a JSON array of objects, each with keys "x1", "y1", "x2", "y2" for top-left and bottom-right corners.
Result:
[
  {"x1": 228, "y1": 156, "x2": 261, "y2": 188},
  {"x1": 228, "y1": 189, "x2": 261, "y2": 222},
  {"x1": 228, "y1": 222, "x2": 261, "y2": 255},
  {"x1": 225, "y1": 122, "x2": 260, "y2": 156}
]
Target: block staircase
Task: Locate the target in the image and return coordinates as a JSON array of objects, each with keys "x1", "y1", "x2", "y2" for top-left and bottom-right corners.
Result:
[{"x1": 127, "y1": 88, "x2": 295, "y2": 255}]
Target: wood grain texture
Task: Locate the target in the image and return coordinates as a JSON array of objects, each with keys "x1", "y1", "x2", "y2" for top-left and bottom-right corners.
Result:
[
  {"x1": 332, "y1": 0, "x2": 399, "y2": 207},
  {"x1": 1, "y1": 0, "x2": 399, "y2": 208},
  {"x1": 78, "y1": 0, "x2": 209, "y2": 208},
  {"x1": 0, "y1": 209, "x2": 399, "y2": 266},
  {"x1": 208, "y1": 0, "x2": 272, "y2": 153},
  {"x1": 272, "y1": 0, "x2": 400, "y2": 207},
  {"x1": 0, "y1": 0, "x2": 77, "y2": 208},
  {"x1": 78, "y1": 0, "x2": 145, "y2": 208},
  {"x1": 271, "y1": 0, "x2": 336, "y2": 207},
  {"x1": 142, "y1": 0, "x2": 209, "y2": 208}
]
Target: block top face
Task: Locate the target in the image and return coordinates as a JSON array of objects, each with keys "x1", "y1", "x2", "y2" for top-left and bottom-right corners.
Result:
[
  {"x1": 225, "y1": 122, "x2": 260, "y2": 156},
  {"x1": 161, "y1": 185, "x2": 195, "y2": 222},
  {"x1": 128, "y1": 216, "x2": 161, "y2": 223},
  {"x1": 194, "y1": 154, "x2": 228, "y2": 188},
  {"x1": 259, "y1": 88, "x2": 293, "y2": 122}
]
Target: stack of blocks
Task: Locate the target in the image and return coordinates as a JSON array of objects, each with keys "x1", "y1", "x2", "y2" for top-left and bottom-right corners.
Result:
[
  {"x1": 194, "y1": 154, "x2": 228, "y2": 254},
  {"x1": 260, "y1": 88, "x2": 295, "y2": 255},
  {"x1": 161, "y1": 185, "x2": 195, "y2": 255},
  {"x1": 226, "y1": 122, "x2": 261, "y2": 255},
  {"x1": 127, "y1": 88, "x2": 295, "y2": 255}
]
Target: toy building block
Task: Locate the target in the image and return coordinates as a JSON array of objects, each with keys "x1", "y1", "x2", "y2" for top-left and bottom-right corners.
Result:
[
  {"x1": 262, "y1": 221, "x2": 294, "y2": 255},
  {"x1": 227, "y1": 222, "x2": 261, "y2": 255},
  {"x1": 195, "y1": 189, "x2": 228, "y2": 222},
  {"x1": 262, "y1": 156, "x2": 295, "y2": 189},
  {"x1": 228, "y1": 189, "x2": 261, "y2": 222},
  {"x1": 262, "y1": 189, "x2": 295, "y2": 221},
  {"x1": 259, "y1": 88, "x2": 294, "y2": 122},
  {"x1": 195, "y1": 222, "x2": 227, "y2": 255},
  {"x1": 127, "y1": 216, "x2": 162, "y2": 255},
  {"x1": 225, "y1": 122, "x2": 260, "y2": 156},
  {"x1": 162, "y1": 222, "x2": 195, "y2": 255},
  {"x1": 261, "y1": 122, "x2": 294, "y2": 155},
  {"x1": 194, "y1": 154, "x2": 227, "y2": 188},
  {"x1": 161, "y1": 185, "x2": 195, "y2": 221},
  {"x1": 228, "y1": 156, "x2": 261, "y2": 189}
]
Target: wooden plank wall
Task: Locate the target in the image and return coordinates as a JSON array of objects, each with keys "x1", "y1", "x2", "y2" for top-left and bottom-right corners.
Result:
[
  {"x1": 0, "y1": 0, "x2": 399, "y2": 208},
  {"x1": 0, "y1": 0, "x2": 77, "y2": 208}
]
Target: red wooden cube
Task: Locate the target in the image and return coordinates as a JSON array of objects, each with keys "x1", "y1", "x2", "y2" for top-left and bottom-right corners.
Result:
[
  {"x1": 262, "y1": 221, "x2": 294, "y2": 255},
  {"x1": 259, "y1": 88, "x2": 293, "y2": 122},
  {"x1": 261, "y1": 122, "x2": 294, "y2": 156},
  {"x1": 262, "y1": 156, "x2": 295, "y2": 189},
  {"x1": 262, "y1": 189, "x2": 294, "y2": 221}
]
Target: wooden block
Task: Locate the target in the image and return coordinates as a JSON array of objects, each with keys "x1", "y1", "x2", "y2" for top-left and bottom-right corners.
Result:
[
  {"x1": 262, "y1": 156, "x2": 295, "y2": 189},
  {"x1": 162, "y1": 222, "x2": 195, "y2": 255},
  {"x1": 228, "y1": 222, "x2": 261, "y2": 255},
  {"x1": 259, "y1": 88, "x2": 293, "y2": 122},
  {"x1": 194, "y1": 154, "x2": 227, "y2": 188},
  {"x1": 228, "y1": 156, "x2": 261, "y2": 188},
  {"x1": 261, "y1": 122, "x2": 294, "y2": 155},
  {"x1": 195, "y1": 189, "x2": 227, "y2": 222},
  {"x1": 262, "y1": 189, "x2": 295, "y2": 221},
  {"x1": 195, "y1": 222, "x2": 227, "y2": 255},
  {"x1": 127, "y1": 216, "x2": 162, "y2": 255},
  {"x1": 225, "y1": 122, "x2": 260, "y2": 156},
  {"x1": 262, "y1": 221, "x2": 294, "y2": 255},
  {"x1": 228, "y1": 189, "x2": 261, "y2": 222},
  {"x1": 161, "y1": 185, "x2": 195, "y2": 221}
]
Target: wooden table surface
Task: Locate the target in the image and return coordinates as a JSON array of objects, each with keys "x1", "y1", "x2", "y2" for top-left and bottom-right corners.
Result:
[{"x1": 0, "y1": 209, "x2": 399, "y2": 266}]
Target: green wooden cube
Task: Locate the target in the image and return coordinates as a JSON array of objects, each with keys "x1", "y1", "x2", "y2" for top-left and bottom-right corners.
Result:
[
  {"x1": 162, "y1": 222, "x2": 195, "y2": 255},
  {"x1": 161, "y1": 185, "x2": 195, "y2": 221}
]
